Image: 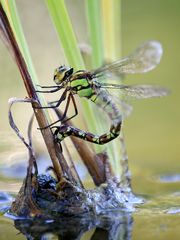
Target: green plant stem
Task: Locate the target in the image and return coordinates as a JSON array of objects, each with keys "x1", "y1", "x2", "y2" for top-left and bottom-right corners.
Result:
[
  {"x1": 85, "y1": 0, "x2": 106, "y2": 153},
  {"x1": 101, "y1": 0, "x2": 123, "y2": 177},
  {"x1": 86, "y1": 0, "x2": 103, "y2": 68}
]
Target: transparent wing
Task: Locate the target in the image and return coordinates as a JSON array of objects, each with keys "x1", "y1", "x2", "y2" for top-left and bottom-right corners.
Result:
[
  {"x1": 92, "y1": 41, "x2": 163, "y2": 77},
  {"x1": 93, "y1": 86, "x2": 133, "y2": 119},
  {"x1": 100, "y1": 83, "x2": 169, "y2": 99},
  {"x1": 111, "y1": 95, "x2": 133, "y2": 119}
]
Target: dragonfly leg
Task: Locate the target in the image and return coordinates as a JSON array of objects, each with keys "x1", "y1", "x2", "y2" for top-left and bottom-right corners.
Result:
[
  {"x1": 53, "y1": 122, "x2": 121, "y2": 145},
  {"x1": 36, "y1": 85, "x2": 62, "y2": 93},
  {"x1": 39, "y1": 92, "x2": 78, "y2": 129},
  {"x1": 61, "y1": 93, "x2": 78, "y2": 123},
  {"x1": 36, "y1": 84, "x2": 59, "y2": 88},
  {"x1": 35, "y1": 88, "x2": 68, "y2": 109}
]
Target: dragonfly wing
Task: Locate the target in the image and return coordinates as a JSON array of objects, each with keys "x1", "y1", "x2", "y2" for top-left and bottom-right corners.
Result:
[
  {"x1": 110, "y1": 94, "x2": 133, "y2": 119},
  {"x1": 100, "y1": 84, "x2": 169, "y2": 99},
  {"x1": 92, "y1": 41, "x2": 163, "y2": 77},
  {"x1": 93, "y1": 85, "x2": 133, "y2": 120}
]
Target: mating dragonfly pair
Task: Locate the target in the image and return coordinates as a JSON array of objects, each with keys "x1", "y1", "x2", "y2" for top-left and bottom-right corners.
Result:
[{"x1": 37, "y1": 41, "x2": 168, "y2": 145}]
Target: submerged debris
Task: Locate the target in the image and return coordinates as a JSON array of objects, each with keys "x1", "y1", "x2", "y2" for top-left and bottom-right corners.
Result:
[{"x1": 10, "y1": 173, "x2": 143, "y2": 218}]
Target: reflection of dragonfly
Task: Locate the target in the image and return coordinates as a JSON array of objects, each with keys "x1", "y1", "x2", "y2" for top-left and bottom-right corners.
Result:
[{"x1": 37, "y1": 41, "x2": 168, "y2": 145}]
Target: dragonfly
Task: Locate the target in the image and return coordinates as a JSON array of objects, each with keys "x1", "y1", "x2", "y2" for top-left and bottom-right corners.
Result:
[{"x1": 36, "y1": 41, "x2": 168, "y2": 145}]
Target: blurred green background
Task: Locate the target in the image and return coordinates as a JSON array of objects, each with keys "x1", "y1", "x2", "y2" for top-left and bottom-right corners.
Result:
[
  {"x1": 122, "y1": 0, "x2": 180, "y2": 194},
  {"x1": 0, "y1": 0, "x2": 180, "y2": 239}
]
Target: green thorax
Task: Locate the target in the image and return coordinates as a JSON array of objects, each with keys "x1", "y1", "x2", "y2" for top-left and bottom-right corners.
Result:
[{"x1": 70, "y1": 72, "x2": 94, "y2": 98}]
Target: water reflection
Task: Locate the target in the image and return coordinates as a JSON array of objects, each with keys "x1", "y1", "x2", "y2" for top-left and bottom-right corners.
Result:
[{"x1": 14, "y1": 211, "x2": 133, "y2": 240}]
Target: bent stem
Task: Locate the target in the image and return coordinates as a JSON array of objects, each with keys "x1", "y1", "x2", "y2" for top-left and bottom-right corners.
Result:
[{"x1": 9, "y1": 97, "x2": 41, "y2": 215}]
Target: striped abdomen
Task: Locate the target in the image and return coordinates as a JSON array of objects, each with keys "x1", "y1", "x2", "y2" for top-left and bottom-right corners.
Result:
[{"x1": 90, "y1": 89, "x2": 122, "y2": 143}]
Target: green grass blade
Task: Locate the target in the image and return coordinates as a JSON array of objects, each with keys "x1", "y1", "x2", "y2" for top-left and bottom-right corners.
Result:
[
  {"x1": 101, "y1": 0, "x2": 123, "y2": 176},
  {"x1": 101, "y1": 0, "x2": 122, "y2": 59},
  {"x1": 85, "y1": 0, "x2": 106, "y2": 153},
  {"x1": 86, "y1": 0, "x2": 103, "y2": 68},
  {"x1": 114, "y1": 0, "x2": 122, "y2": 58},
  {"x1": 46, "y1": 0, "x2": 84, "y2": 69},
  {"x1": 101, "y1": 0, "x2": 116, "y2": 60}
]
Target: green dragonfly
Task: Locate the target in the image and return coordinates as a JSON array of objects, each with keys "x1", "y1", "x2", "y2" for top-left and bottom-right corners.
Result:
[{"x1": 37, "y1": 41, "x2": 168, "y2": 145}]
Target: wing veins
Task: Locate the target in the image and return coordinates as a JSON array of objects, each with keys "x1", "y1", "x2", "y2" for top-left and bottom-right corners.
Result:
[
  {"x1": 92, "y1": 41, "x2": 163, "y2": 78},
  {"x1": 100, "y1": 83, "x2": 169, "y2": 99}
]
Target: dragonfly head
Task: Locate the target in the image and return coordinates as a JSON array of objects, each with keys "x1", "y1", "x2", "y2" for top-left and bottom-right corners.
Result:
[{"x1": 53, "y1": 65, "x2": 73, "y2": 85}]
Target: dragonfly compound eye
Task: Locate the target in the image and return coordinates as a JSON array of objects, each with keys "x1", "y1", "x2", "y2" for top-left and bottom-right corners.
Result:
[{"x1": 53, "y1": 66, "x2": 73, "y2": 85}]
